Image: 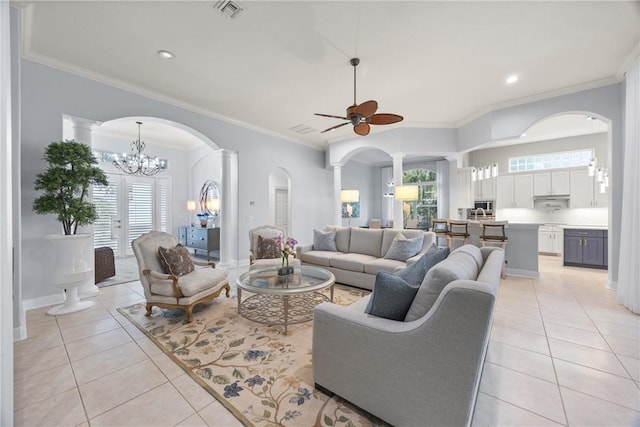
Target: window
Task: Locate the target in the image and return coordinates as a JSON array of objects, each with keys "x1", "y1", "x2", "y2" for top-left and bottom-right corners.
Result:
[
  {"x1": 402, "y1": 169, "x2": 438, "y2": 229},
  {"x1": 93, "y1": 177, "x2": 120, "y2": 255},
  {"x1": 508, "y1": 149, "x2": 593, "y2": 173}
]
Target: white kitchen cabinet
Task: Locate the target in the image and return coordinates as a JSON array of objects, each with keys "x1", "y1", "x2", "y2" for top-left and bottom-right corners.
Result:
[
  {"x1": 538, "y1": 225, "x2": 561, "y2": 254},
  {"x1": 456, "y1": 167, "x2": 474, "y2": 209},
  {"x1": 474, "y1": 176, "x2": 495, "y2": 200},
  {"x1": 534, "y1": 171, "x2": 570, "y2": 196},
  {"x1": 496, "y1": 174, "x2": 534, "y2": 209},
  {"x1": 570, "y1": 170, "x2": 608, "y2": 208}
]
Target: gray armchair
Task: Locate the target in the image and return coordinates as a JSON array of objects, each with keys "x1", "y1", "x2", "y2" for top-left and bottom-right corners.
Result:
[{"x1": 132, "y1": 231, "x2": 230, "y2": 322}]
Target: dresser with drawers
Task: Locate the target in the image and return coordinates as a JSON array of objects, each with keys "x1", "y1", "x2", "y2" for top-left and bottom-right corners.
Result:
[{"x1": 177, "y1": 226, "x2": 221, "y2": 260}]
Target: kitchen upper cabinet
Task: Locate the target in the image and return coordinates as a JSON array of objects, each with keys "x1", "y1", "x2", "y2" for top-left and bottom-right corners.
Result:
[
  {"x1": 474, "y1": 176, "x2": 496, "y2": 200},
  {"x1": 534, "y1": 171, "x2": 570, "y2": 196},
  {"x1": 496, "y1": 174, "x2": 534, "y2": 209},
  {"x1": 456, "y1": 168, "x2": 474, "y2": 209},
  {"x1": 570, "y1": 170, "x2": 608, "y2": 208}
]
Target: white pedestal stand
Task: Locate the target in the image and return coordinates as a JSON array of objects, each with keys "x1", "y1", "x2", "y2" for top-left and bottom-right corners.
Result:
[{"x1": 45, "y1": 234, "x2": 96, "y2": 316}]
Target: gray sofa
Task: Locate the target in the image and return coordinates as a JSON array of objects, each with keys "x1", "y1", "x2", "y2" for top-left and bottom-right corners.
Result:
[
  {"x1": 313, "y1": 245, "x2": 505, "y2": 427},
  {"x1": 297, "y1": 226, "x2": 436, "y2": 290}
]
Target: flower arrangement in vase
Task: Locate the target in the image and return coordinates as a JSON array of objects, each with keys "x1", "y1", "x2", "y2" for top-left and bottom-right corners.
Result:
[{"x1": 274, "y1": 235, "x2": 297, "y2": 276}]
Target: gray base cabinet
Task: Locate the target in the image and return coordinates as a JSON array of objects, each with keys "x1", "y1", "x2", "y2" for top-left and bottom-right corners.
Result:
[
  {"x1": 178, "y1": 226, "x2": 221, "y2": 260},
  {"x1": 563, "y1": 229, "x2": 607, "y2": 269}
]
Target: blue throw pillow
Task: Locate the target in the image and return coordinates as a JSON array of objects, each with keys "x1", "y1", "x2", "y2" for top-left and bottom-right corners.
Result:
[
  {"x1": 396, "y1": 244, "x2": 449, "y2": 286},
  {"x1": 313, "y1": 229, "x2": 337, "y2": 251},
  {"x1": 364, "y1": 272, "x2": 420, "y2": 321}
]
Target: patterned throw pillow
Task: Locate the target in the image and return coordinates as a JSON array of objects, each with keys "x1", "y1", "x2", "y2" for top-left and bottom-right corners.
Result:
[
  {"x1": 313, "y1": 229, "x2": 338, "y2": 251},
  {"x1": 257, "y1": 235, "x2": 281, "y2": 259},
  {"x1": 383, "y1": 233, "x2": 424, "y2": 261},
  {"x1": 158, "y1": 244, "x2": 195, "y2": 277}
]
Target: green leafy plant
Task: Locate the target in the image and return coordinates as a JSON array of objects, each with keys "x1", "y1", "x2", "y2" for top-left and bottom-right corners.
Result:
[{"x1": 33, "y1": 140, "x2": 108, "y2": 235}]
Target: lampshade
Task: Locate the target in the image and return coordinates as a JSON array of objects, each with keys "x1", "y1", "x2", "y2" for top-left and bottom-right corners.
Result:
[
  {"x1": 340, "y1": 189, "x2": 360, "y2": 203},
  {"x1": 394, "y1": 185, "x2": 419, "y2": 201},
  {"x1": 206, "y1": 198, "x2": 220, "y2": 211},
  {"x1": 186, "y1": 200, "x2": 196, "y2": 211}
]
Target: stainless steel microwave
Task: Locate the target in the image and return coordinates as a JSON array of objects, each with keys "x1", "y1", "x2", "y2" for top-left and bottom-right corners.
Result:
[{"x1": 474, "y1": 200, "x2": 494, "y2": 211}]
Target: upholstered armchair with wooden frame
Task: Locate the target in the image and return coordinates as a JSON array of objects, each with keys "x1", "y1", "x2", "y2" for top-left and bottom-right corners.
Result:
[
  {"x1": 248, "y1": 225, "x2": 300, "y2": 270},
  {"x1": 132, "y1": 231, "x2": 230, "y2": 322}
]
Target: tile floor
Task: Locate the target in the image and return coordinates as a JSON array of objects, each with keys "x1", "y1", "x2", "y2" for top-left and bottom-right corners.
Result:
[{"x1": 14, "y1": 256, "x2": 640, "y2": 426}]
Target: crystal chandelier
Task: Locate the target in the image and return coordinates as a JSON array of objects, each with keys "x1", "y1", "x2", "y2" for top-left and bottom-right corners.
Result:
[{"x1": 112, "y1": 122, "x2": 167, "y2": 176}]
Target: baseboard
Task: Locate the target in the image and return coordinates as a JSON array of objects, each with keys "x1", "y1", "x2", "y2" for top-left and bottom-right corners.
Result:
[
  {"x1": 606, "y1": 280, "x2": 617, "y2": 290},
  {"x1": 219, "y1": 258, "x2": 247, "y2": 269},
  {"x1": 14, "y1": 325, "x2": 26, "y2": 341},
  {"x1": 505, "y1": 268, "x2": 539, "y2": 278},
  {"x1": 22, "y1": 292, "x2": 65, "y2": 311}
]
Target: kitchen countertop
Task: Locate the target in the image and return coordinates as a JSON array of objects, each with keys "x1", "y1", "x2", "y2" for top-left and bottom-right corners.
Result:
[{"x1": 557, "y1": 225, "x2": 608, "y2": 230}]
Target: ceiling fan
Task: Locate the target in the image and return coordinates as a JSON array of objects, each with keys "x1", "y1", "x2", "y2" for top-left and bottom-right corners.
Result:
[{"x1": 315, "y1": 58, "x2": 403, "y2": 136}]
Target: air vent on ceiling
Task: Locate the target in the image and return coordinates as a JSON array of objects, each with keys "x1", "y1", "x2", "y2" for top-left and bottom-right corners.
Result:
[
  {"x1": 214, "y1": 0, "x2": 244, "y2": 18},
  {"x1": 289, "y1": 124, "x2": 317, "y2": 135}
]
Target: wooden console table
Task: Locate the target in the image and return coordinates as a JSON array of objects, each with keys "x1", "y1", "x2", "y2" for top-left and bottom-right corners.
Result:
[{"x1": 178, "y1": 226, "x2": 220, "y2": 260}]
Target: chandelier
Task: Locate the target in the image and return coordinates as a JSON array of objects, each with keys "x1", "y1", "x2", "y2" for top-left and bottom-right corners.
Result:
[{"x1": 112, "y1": 121, "x2": 167, "y2": 176}]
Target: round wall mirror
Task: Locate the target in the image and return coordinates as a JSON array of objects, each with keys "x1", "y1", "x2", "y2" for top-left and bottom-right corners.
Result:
[{"x1": 200, "y1": 180, "x2": 221, "y2": 224}]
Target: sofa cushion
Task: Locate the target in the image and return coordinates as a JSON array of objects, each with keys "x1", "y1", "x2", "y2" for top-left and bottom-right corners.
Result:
[
  {"x1": 257, "y1": 235, "x2": 281, "y2": 259},
  {"x1": 158, "y1": 244, "x2": 195, "y2": 277},
  {"x1": 405, "y1": 250, "x2": 479, "y2": 321},
  {"x1": 396, "y1": 245, "x2": 450, "y2": 286},
  {"x1": 324, "y1": 226, "x2": 351, "y2": 253},
  {"x1": 313, "y1": 229, "x2": 337, "y2": 252},
  {"x1": 349, "y1": 228, "x2": 384, "y2": 257},
  {"x1": 330, "y1": 253, "x2": 378, "y2": 273},
  {"x1": 381, "y1": 229, "x2": 424, "y2": 257},
  {"x1": 364, "y1": 272, "x2": 420, "y2": 321},
  {"x1": 452, "y1": 244, "x2": 483, "y2": 271},
  {"x1": 384, "y1": 233, "x2": 424, "y2": 261},
  {"x1": 151, "y1": 266, "x2": 227, "y2": 297},
  {"x1": 301, "y1": 251, "x2": 341, "y2": 267},
  {"x1": 364, "y1": 258, "x2": 407, "y2": 276}
]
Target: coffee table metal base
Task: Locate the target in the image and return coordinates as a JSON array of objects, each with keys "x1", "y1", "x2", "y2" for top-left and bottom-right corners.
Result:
[{"x1": 238, "y1": 291, "x2": 331, "y2": 334}]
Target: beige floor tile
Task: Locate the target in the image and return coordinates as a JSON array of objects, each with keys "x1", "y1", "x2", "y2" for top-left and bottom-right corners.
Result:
[
  {"x1": 541, "y1": 310, "x2": 599, "y2": 333},
  {"x1": 135, "y1": 334, "x2": 165, "y2": 357},
  {"x1": 486, "y1": 340, "x2": 556, "y2": 383},
  {"x1": 89, "y1": 382, "x2": 195, "y2": 426},
  {"x1": 14, "y1": 330, "x2": 63, "y2": 356},
  {"x1": 548, "y1": 338, "x2": 629, "y2": 378},
  {"x1": 99, "y1": 293, "x2": 146, "y2": 313},
  {"x1": 583, "y1": 305, "x2": 640, "y2": 327},
  {"x1": 198, "y1": 400, "x2": 244, "y2": 427},
  {"x1": 544, "y1": 322, "x2": 610, "y2": 351},
  {"x1": 14, "y1": 363, "x2": 77, "y2": 411},
  {"x1": 492, "y1": 311, "x2": 546, "y2": 335},
  {"x1": 561, "y1": 386, "x2": 640, "y2": 426},
  {"x1": 13, "y1": 387, "x2": 87, "y2": 427},
  {"x1": 71, "y1": 341, "x2": 148, "y2": 385},
  {"x1": 554, "y1": 359, "x2": 640, "y2": 411},
  {"x1": 26, "y1": 319, "x2": 61, "y2": 338},
  {"x1": 618, "y1": 355, "x2": 640, "y2": 382},
  {"x1": 79, "y1": 359, "x2": 167, "y2": 419},
  {"x1": 489, "y1": 323, "x2": 550, "y2": 355},
  {"x1": 55, "y1": 305, "x2": 113, "y2": 330},
  {"x1": 25, "y1": 306, "x2": 59, "y2": 326},
  {"x1": 176, "y1": 413, "x2": 208, "y2": 427},
  {"x1": 603, "y1": 334, "x2": 640, "y2": 359},
  {"x1": 593, "y1": 318, "x2": 640, "y2": 340},
  {"x1": 14, "y1": 344, "x2": 69, "y2": 380},
  {"x1": 479, "y1": 363, "x2": 565, "y2": 424},
  {"x1": 471, "y1": 392, "x2": 563, "y2": 427},
  {"x1": 124, "y1": 323, "x2": 147, "y2": 340},
  {"x1": 152, "y1": 352, "x2": 188, "y2": 380},
  {"x1": 494, "y1": 301, "x2": 542, "y2": 322},
  {"x1": 65, "y1": 327, "x2": 133, "y2": 362},
  {"x1": 172, "y1": 374, "x2": 216, "y2": 412},
  {"x1": 95, "y1": 284, "x2": 140, "y2": 300},
  {"x1": 60, "y1": 317, "x2": 122, "y2": 344}
]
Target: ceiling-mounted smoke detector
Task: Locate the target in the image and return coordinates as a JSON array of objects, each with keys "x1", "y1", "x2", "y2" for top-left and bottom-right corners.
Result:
[{"x1": 214, "y1": 0, "x2": 244, "y2": 18}]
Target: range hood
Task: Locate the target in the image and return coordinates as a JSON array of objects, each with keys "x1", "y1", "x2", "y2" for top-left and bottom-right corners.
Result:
[{"x1": 533, "y1": 195, "x2": 570, "y2": 200}]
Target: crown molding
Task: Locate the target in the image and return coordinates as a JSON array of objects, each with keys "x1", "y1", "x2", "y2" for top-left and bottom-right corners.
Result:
[{"x1": 617, "y1": 41, "x2": 640, "y2": 80}]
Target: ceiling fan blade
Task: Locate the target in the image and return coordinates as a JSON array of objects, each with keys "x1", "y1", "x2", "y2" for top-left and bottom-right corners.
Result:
[
  {"x1": 354, "y1": 100, "x2": 378, "y2": 118},
  {"x1": 369, "y1": 113, "x2": 404, "y2": 125},
  {"x1": 315, "y1": 113, "x2": 349, "y2": 120},
  {"x1": 321, "y1": 122, "x2": 349, "y2": 133},
  {"x1": 354, "y1": 123, "x2": 370, "y2": 136}
]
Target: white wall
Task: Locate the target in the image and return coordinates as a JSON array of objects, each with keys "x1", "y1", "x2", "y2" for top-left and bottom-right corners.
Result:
[
  {"x1": 189, "y1": 149, "x2": 222, "y2": 226},
  {"x1": 341, "y1": 160, "x2": 378, "y2": 227}
]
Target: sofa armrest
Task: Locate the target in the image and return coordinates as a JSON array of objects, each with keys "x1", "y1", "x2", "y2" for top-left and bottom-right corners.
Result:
[
  {"x1": 193, "y1": 260, "x2": 216, "y2": 268},
  {"x1": 143, "y1": 269, "x2": 183, "y2": 298},
  {"x1": 296, "y1": 244, "x2": 313, "y2": 258}
]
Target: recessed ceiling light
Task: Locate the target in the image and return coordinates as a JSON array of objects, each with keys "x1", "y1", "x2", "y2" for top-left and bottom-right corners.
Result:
[
  {"x1": 506, "y1": 75, "x2": 519, "y2": 84},
  {"x1": 521, "y1": 132, "x2": 527, "y2": 137},
  {"x1": 157, "y1": 50, "x2": 175, "y2": 60}
]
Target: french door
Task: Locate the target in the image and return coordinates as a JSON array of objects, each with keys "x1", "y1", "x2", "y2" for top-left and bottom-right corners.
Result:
[{"x1": 93, "y1": 173, "x2": 171, "y2": 257}]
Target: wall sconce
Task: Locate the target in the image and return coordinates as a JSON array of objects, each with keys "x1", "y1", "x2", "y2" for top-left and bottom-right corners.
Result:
[
  {"x1": 206, "y1": 198, "x2": 220, "y2": 211},
  {"x1": 588, "y1": 157, "x2": 597, "y2": 176},
  {"x1": 471, "y1": 167, "x2": 478, "y2": 182},
  {"x1": 394, "y1": 185, "x2": 419, "y2": 201},
  {"x1": 471, "y1": 164, "x2": 499, "y2": 181},
  {"x1": 187, "y1": 200, "x2": 196, "y2": 212}
]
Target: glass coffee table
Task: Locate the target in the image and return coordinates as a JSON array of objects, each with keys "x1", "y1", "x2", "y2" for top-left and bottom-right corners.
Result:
[{"x1": 236, "y1": 265, "x2": 335, "y2": 334}]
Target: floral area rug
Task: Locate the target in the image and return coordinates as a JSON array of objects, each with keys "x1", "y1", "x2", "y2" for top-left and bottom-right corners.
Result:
[{"x1": 118, "y1": 285, "x2": 387, "y2": 427}]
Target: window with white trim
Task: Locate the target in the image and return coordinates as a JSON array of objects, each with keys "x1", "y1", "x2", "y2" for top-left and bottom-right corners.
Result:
[{"x1": 508, "y1": 149, "x2": 593, "y2": 173}]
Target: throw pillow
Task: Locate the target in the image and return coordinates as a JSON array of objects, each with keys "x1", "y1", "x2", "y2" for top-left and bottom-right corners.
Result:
[
  {"x1": 158, "y1": 244, "x2": 195, "y2": 277},
  {"x1": 313, "y1": 229, "x2": 337, "y2": 251},
  {"x1": 384, "y1": 233, "x2": 424, "y2": 261},
  {"x1": 396, "y1": 244, "x2": 450, "y2": 286},
  {"x1": 257, "y1": 235, "x2": 281, "y2": 259},
  {"x1": 364, "y1": 272, "x2": 420, "y2": 321}
]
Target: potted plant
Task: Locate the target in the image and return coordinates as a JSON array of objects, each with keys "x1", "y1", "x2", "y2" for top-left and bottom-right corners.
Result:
[{"x1": 33, "y1": 139, "x2": 108, "y2": 314}]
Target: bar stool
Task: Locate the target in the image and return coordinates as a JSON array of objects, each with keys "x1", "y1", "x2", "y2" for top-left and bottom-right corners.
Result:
[
  {"x1": 479, "y1": 221, "x2": 508, "y2": 278},
  {"x1": 447, "y1": 220, "x2": 470, "y2": 251},
  {"x1": 431, "y1": 219, "x2": 449, "y2": 248}
]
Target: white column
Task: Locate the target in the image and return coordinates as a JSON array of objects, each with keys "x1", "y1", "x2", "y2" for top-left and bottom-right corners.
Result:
[
  {"x1": 332, "y1": 164, "x2": 342, "y2": 226},
  {"x1": 219, "y1": 149, "x2": 239, "y2": 267},
  {"x1": 392, "y1": 153, "x2": 405, "y2": 229},
  {"x1": 70, "y1": 116, "x2": 101, "y2": 298}
]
